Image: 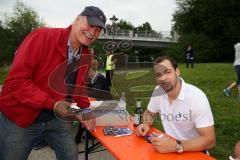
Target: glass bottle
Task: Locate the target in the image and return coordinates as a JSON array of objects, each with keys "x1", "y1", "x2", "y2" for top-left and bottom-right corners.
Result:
[
  {"x1": 119, "y1": 92, "x2": 126, "y2": 109},
  {"x1": 133, "y1": 101, "x2": 143, "y2": 126}
]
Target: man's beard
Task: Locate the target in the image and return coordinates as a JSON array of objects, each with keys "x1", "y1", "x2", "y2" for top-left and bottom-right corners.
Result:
[{"x1": 159, "y1": 81, "x2": 174, "y2": 93}]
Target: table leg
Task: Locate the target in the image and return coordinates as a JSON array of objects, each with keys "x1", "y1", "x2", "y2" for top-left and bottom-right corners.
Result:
[{"x1": 85, "y1": 129, "x2": 89, "y2": 160}]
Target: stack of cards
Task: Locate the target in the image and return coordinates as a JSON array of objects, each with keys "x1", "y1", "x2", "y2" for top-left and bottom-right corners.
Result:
[{"x1": 103, "y1": 126, "x2": 132, "y2": 137}]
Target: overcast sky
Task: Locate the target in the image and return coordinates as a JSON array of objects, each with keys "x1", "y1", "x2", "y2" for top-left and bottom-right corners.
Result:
[{"x1": 0, "y1": 0, "x2": 177, "y2": 31}]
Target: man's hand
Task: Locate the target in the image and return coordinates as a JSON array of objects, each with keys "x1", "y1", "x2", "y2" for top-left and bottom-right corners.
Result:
[
  {"x1": 75, "y1": 109, "x2": 96, "y2": 132},
  {"x1": 0, "y1": 85, "x2": 2, "y2": 94},
  {"x1": 54, "y1": 100, "x2": 76, "y2": 121},
  {"x1": 136, "y1": 123, "x2": 150, "y2": 136},
  {"x1": 151, "y1": 135, "x2": 176, "y2": 153},
  {"x1": 81, "y1": 118, "x2": 96, "y2": 132},
  {"x1": 110, "y1": 59, "x2": 117, "y2": 66}
]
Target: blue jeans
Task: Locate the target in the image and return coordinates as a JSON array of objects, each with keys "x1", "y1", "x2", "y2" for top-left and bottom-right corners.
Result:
[
  {"x1": 0, "y1": 113, "x2": 78, "y2": 160},
  {"x1": 235, "y1": 65, "x2": 240, "y2": 85}
]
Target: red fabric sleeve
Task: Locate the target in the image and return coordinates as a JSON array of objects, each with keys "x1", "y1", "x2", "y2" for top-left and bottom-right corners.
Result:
[{"x1": 4, "y1": 29, "x2": 55, "y2": 110}]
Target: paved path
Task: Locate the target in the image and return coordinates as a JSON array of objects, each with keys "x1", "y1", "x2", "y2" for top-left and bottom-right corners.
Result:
[
  {"x1": 28, "y1": 142, "x2": 115, "y2": 160},
  {"x1": 27, "y1": 125, "x2": 115, "y2": 160}
]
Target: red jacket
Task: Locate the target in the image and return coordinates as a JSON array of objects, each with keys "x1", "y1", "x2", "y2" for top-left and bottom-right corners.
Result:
[{"x1": 0, "y1": 26, "x2": 91, "y2": 128}]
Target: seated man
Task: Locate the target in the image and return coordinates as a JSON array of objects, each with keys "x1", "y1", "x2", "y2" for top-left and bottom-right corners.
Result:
[
  {"x1": 136, "y1": 56, "x2": 215, "y2": 153},
  {"x1": 87, "y1": 59, "x2": 111, "y2": 100}
]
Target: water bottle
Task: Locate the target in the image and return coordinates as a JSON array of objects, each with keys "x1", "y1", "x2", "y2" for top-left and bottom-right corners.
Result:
[
  {"x1": 119, "y1": 92, "x2": 126, "y2": 109},
  {"x1": 134, "y1": 101, "x2": 143, "y2": 126}
]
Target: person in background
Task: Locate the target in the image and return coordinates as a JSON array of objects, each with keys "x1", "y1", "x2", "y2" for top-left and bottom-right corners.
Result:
[
  {"x1": 0, "y1": 6, "x2": 106, "y2": 160},
  {"x1": 136, "y1": 56, "x2": 215, "y2": 154},
  {"x1": 88, "y1": 59, "x2": 110, "y2": 94},
  {"x1": 224, "y1": 42, "x2": 240, "y2": 99},
  {"x1": 105, "y1": 51, "x2": 117, "y2": 86},
  {"x1": 186, "y1": 45, "x2": 194, "y2": 68},
  {"x1": 224, "y1": 82, "x2": 237, "y2": 97}
]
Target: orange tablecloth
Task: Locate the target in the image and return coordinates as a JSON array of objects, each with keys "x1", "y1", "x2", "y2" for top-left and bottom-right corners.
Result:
[{"x1": 90, "y1": 122, "x2": 215, "y2": 160}]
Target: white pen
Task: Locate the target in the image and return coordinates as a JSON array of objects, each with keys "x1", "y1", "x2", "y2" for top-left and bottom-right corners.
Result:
[{"x1": 156, "y1": 134, "x2": 164, "y2": 138}]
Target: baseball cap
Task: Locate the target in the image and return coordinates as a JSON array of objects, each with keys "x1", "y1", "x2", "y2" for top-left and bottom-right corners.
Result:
[{"x1": 80, "y1": 6, "x2": 106, "y2": 31}]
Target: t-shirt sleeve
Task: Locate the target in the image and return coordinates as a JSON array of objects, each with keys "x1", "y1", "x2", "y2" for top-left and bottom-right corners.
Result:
[
  {"x1": 193, "y1": 91, "x2": 214, "y2": 128},
  {"x1": 147, "y1": 88, "x2": 161, "y2": 113},
  {"x1": 3, "y1": 29, "x2": 56, "y2": 110}
]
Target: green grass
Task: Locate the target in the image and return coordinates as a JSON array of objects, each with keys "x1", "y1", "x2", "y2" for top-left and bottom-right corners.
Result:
[
  {"x1": 1, "y1": 64, "x2": 239, "y2": 159},
  {"x1": 112, "y1": 63, "x2": 240, "y2": 159},
  {"x1": 0, "y1": 66, "x2": 10, "y2": 84},
  {"x1": 126, "y1": 70, "x2": 150, "y2": 80},
  {"x1": 129, "y1": 85, "x2": 155, "y2": 92}
]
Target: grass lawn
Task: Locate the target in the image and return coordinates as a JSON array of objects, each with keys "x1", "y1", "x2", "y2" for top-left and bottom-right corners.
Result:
[
  {"x1": 1, "y1": 63, "x2": 239, "y2": 159},
  {"x1": 0, "y1": 66, "x2": 10, "y2": 84}
]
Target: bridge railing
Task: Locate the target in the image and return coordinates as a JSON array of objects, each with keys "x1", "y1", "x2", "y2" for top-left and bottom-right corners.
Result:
[
  {"x1": 100, "y1": 29, "x2": 178, "y2": 41},
  {"x1": 93, "y1": 54, "x2": 165, "y2": 71}
]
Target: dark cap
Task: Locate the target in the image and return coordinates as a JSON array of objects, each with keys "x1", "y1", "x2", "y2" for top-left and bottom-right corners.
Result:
[{"x1": 80, "y1": 6, "x2": 106, "y2": 30}]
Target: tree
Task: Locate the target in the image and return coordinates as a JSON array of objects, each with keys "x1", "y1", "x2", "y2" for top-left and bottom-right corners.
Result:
[
  {"x1": 106, "y1": 19, "x2": 134, "y2": 31},
  {"x1": 116, "y1": 20, "x2": 134, "y2": 30},
  {"x1": 106, "y1": 20, "x2": 156, "y2": 33},
  {"x1": 136, "y1": 22, "x2": 152, "y2": 32},
  {"x1": 170, "y1": 0, "x2": 240, "y2": 62},
  {"x1": 0, "y1": 0, "x2": 46, "y2": 66}
]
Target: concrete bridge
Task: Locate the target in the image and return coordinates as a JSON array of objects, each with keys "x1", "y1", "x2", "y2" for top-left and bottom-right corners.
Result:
[{"x1": 97, "y1": 29, "x2": 178, "y2": 49}]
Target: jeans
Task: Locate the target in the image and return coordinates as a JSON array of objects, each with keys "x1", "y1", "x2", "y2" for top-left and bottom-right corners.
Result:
[
  {"x1": 235, "y1": 65, "x2": 240, "y2": 85},
  {"x1": 0, "y1": 113, "x2": 78, "y2": 160},
  {"x1": 186, "y1": 59, "x2": 194, "y2": 68},
  {"x1": 106, "y1": 70, "x2": 114, "y2": 86}
]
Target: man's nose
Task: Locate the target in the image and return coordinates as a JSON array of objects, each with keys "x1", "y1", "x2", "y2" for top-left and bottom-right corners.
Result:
[{"x1": 158, "y1": 73, "x2": 167, "y2": 81}]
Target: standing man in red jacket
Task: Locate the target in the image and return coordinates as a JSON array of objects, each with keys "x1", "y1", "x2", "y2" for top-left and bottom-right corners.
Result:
[{"x1": 0, "y1": 6, "x2": 106, "y2": 160}]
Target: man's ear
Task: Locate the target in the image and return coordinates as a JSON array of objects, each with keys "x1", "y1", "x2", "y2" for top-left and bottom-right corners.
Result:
[
  {"x1": 176, "y1": 68, "x2": 180, "y2": 77},
  {"x1": 74, "y1": 16, "x2": 81, "y2": 24}
]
